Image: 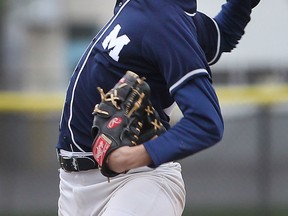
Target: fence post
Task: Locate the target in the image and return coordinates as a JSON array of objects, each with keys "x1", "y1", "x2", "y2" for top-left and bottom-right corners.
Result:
[{"x1": 257, "y1": 104, "x2": 272, "y2": 216}]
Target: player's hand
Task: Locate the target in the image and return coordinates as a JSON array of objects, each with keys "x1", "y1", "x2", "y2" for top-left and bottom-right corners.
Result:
[
  {"x1": 91, "y1": 71, "x2": 166, "y2": 178},
  {"x1": 107, "y1": 145, "x2": 152, "y2": 174}
]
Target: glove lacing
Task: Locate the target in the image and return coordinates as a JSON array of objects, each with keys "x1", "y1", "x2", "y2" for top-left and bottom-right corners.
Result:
[{"x1": 93, "y1": 86, "x2": 145, "y2": 146}]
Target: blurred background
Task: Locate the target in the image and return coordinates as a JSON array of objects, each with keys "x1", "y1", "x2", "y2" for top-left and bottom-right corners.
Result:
[{"x1": 0, "y1": 0, "x2": 287, "y2": 215}]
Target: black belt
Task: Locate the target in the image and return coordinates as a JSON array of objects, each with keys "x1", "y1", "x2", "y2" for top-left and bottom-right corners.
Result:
[{"x1": 57, "y1": 150, "x2": 98, "y2": 172}]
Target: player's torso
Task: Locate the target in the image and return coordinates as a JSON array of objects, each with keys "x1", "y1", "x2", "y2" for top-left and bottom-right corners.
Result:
[{"x1": 57, "y1": 0, "x2": 199, "y2": 151}]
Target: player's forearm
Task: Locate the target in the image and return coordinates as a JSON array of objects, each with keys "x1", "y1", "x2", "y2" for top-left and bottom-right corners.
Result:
[
  {"x1": 107, "y1": 145, "x2": 152, "y2": 173},
  {"x1": 144, "y1": 76, "x2": 224, "y2": 166}
]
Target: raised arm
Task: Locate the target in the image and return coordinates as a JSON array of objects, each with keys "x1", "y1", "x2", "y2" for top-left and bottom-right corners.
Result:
[{"x1": 194, "y1": 0, "x2": 261, "y2": 65}]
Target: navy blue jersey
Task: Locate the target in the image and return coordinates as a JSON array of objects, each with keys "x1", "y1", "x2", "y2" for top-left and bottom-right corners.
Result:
[{"x1": 57, "y1": 0, "x2": 254, "y2": 165}]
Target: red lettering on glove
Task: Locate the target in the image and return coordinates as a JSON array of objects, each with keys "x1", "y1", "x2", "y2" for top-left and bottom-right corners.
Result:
[
  {"x1": 107, "y1": 117, "x2": 122, "y2": 129},
  {"x1": 92, "y1": 134, "x2": 112, "y2": 167}
]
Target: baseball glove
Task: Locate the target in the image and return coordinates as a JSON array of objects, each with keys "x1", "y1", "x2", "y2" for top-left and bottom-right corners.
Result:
[{"x1": 91, "y1": 71, "x2": 166, "y2": 178}]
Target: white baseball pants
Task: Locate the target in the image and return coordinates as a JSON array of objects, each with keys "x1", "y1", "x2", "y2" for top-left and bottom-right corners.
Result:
[{"x1": 58, "y1": 162, "x2": 185, "y2": 216}]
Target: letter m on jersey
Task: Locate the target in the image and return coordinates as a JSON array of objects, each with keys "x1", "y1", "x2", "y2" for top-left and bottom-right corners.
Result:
[{"x1": 102, "y1": 24, "x2": 130, "y2": 61}]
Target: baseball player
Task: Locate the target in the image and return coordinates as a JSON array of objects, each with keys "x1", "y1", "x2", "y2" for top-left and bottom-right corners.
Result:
[{"x1": 56, "y1": 0, "x2": 260, "y2": 215}]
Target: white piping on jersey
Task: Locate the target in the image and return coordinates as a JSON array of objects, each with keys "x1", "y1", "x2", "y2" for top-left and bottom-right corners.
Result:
[
  {"x1": 208, "y1": 18, "x2": 221, "y2": 65},
  {"x1": 66, "y1": 0, "x2": 131, "y2": 152},
  {"x1": 169, "y1": 68, "x2": 209, "y2": 94},
  {"x1": 58, "y1": 45, "x2": 90, "y2": 141},
  {"x1": 60, "y1": 149, "x2": 93, "y2": 157},
  {"x1": 184, "y1": 11, "x2": 196, "y2": 17}
]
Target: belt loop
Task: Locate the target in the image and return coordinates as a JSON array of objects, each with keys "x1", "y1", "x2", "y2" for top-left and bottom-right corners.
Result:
[
  {"x1": 57, "y1": 149, "x2": 66, "y2": 171},
  {"x1": 56, "y1": 149, "x2": 60, "y2": 162}
]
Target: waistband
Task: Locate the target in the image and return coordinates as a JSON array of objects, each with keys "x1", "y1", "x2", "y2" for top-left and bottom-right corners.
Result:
[{"x1": 57, "y1": 149, "x2": 98, "y2": 172}]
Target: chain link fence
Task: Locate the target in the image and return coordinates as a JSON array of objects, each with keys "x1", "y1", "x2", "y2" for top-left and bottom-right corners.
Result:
[{"x1": 0, "y1": 88, "x2": 287, "y2": 216}]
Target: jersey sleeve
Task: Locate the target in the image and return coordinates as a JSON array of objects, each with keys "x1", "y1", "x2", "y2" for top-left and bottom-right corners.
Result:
[
  {"x1": 194, "y1": 0, "x2": 254, "y2": 65},
  {"x1": 143, "y1": 76, "x2": 224, "y2": 166},
  {"x1": 141, "y1": 4, "x2": 223, "y2": 166},
  {"x1": 142, "y1": 6, "x2": 211, "y2": 94},
  {"x1": 192, "y1": 12, "x2": 221, "y2": 65},
  {"x1": 213, "y1": 0, "x2": 253, "y2": 61}
]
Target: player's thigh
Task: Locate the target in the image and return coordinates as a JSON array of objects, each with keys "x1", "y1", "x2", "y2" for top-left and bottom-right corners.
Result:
[
  {"x1": 58, "y1": 169, "x2": 112, "y2": 216},
  {"x1": 101, "y1": 164, "x2": 185, "y2": 216}
]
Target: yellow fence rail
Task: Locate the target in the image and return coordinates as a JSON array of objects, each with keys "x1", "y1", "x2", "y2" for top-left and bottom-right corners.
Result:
[
  {"x1": 216, "y1": 84, "x2": 288, "y2": 106},
  {"x1": 0, "y1": 92, "x2": 65, "y2": 113},
  {"x1": 0, "y1": 84, "x2": 288, "y2": 113}
]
